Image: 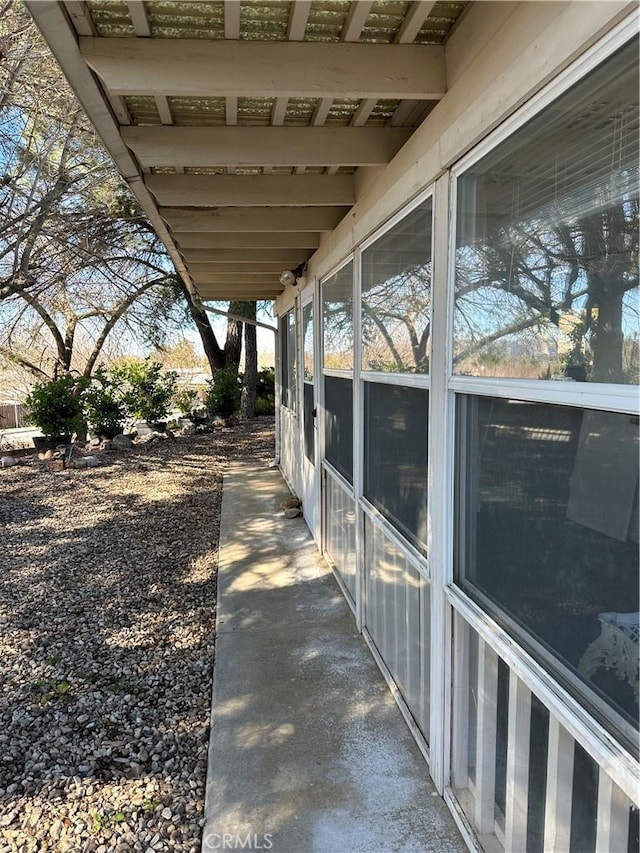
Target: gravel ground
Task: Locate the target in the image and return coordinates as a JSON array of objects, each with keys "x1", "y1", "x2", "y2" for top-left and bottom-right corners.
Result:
[{"x1": 0, "y1": 419, "x2": 275, "y2": 853}]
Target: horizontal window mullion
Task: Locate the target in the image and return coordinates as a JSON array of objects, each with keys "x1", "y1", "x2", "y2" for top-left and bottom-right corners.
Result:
[
  {"x1": 323, "y1": 368, "x2": 354, "y2": 379},
  {"x1": 362, "y1": 371, "x2": 430, "y2": 389},
  {"x1": 360, "y1": 497, "x2": 429, "y2": 579},
  {"x1": 449, "y1": 376, "x2": 639, "y2": 415},
  {"x1": 322, "y1": 460, "x2": 354, "y2": 497}
]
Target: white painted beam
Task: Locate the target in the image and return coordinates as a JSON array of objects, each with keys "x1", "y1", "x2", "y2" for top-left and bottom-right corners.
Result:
[
  {"x1": 181, "y1": 248, "x2": 313, "y2": 264},
  {"x1": 127, "y1": 1, "x2": 151, "y2": 37},
  {"x1": 224, "y1": 0, "x2": 240, "y2": 178},
  {"x1": 122, "y1": 126, "x2": 411, "y2": 168},
  {"x1": 175, "y1": 232, "x2": 321, "y2": 249},
  {"x1": 155, "y1": 95, "x2": 173, "y2": 125},
  {"x1": 161, "y1": 206, "x2": 344, "y2": 232},
  {"x1": 63, "y1": 1, "x2": 96, "y2": 36},
  {"x1": 342, "y1": 1, "x2": 373, "y2": 41},
  {"x1": 195, "y1": 288, "x2": 281, "y2": 300},
  {"x1": 190, "y1": 272, "x2": 281, "y2": 285},
  {"x1": 186, "y1": 262, "x2": 291, "y2": 274},
  {"x1": 288, "y1": 1, "x2": 312, "y2": 40},
  {"x1": 80, "y1": 38, "x2": 446, "y2": 100},
  {"x1": 395, "y1": 1, "x2": 436, "y2": 44},
  {"x1": 351, "y1": 98, "x2": 377, "y2": 127},
  {"x1": 146, "y1": 173, "x2": 355, "y2": 206}
]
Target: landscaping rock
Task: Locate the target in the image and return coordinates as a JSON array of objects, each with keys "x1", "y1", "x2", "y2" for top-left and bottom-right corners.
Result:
[
  {"x1": 284, "y1": 507, "x2": 302, "y2": 519},
  {"x1": 1, "y1": 456, "x2": 17, "y2": 468},
  {"x1": 280, "y1": 495, "x2": 302, "y2": 510},
  {"x1": 0, "y1": 420, "x2": 274, "y2": 853},
  {"x1": 111, "y1": 434, "x2": 133, "y2": 450}
]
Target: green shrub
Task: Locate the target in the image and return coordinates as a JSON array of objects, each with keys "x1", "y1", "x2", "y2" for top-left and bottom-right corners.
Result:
[
  {"x1": 173, "y1": 386, "x2": 200, "y2": 417},
  {"x1": 204, "y1": 368, "x2": 241, "y2": 418},
  {"x1": 25, "y1": 375, "x2": 86, "y2": 438},
  {"x1": 255, "y1": 366, "x2": 275, "y2": 415},
  {"x1": 112, "y1": 358, "x2": 178, "y2": 423},
  {"x1": 83, "y1": 368, "x2": 126, "y2": 438}
]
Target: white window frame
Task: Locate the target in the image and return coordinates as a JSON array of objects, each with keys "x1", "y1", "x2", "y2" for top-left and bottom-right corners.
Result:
[{"x1": 443, "y1": 15, "x2": 640, "y2": 806}]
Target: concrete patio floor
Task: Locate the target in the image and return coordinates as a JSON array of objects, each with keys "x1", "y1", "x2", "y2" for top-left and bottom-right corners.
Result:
[{"x1": 202, "y1": 463, "x2": 466, "y2": 853}]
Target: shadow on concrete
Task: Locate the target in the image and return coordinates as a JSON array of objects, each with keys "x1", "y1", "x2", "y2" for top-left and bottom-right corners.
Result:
[{"x1": 203, "y1": 465, "x2": 465, "y2": 853}]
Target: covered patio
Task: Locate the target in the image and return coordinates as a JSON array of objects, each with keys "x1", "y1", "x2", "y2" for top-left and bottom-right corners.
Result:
[
  {"x1": 205, "y1": 462, "x2": 464, "y2": 852},
  {"x1": 25, "y1": 2, "x2": 639, "y2": 851}
]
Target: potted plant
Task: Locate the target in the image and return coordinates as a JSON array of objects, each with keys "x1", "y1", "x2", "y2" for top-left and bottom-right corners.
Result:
[
  {"x1": 83, "y1": 368, "x2": 127, "y2": 439},
  {"x1": 25, "y1": 374, "x2": 86, "y2": 451},
  {"x1": 113, "y1": 358, "x2": 178, "y2": 432}
]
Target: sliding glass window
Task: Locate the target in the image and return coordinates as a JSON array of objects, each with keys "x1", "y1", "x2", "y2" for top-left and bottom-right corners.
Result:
[
  {"x1": 453, "y1": 40, "x2": 639, "y2": 385},
  {"x1": 453, "y1": 38, "x2": 639, "y2": 752},
  {"x1": 361, "y1": 198, "x2": 433, "y2": 374},
  {"x1": 322, "y1": 261, "x2": 354, "y2": 484},
  {"x1": 280, "y1": 309, "x2": 296, "y2": 411}
]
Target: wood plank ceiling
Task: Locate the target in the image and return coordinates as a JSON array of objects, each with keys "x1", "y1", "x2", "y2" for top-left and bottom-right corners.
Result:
[{"x1": 27, "y1": 1, "x2": 467, "y2": 302}]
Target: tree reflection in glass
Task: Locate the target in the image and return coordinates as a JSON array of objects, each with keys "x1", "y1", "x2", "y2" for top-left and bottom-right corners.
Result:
[
  {"x1": 362, "y1": 200, "x2": 432, "y2": 373},
  {"x1": 454, "y1": 41, "x2": 639, "y2": 384}
]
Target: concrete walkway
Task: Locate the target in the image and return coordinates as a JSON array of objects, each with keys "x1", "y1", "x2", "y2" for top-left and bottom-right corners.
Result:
[{"x1": 202, "y1": 464, "x2": 466, "y2": 853}]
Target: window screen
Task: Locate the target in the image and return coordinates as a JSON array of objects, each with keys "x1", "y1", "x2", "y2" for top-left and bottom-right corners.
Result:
[
  {"x1": 324, "y1": 376, "x2": 353, "y2": 484},
  {"x1": 455, "y1": 395, "x2": 640, "y2": 748},
  {"x1": 364, "y1": 382, "x2": 429, "y2": 550}
]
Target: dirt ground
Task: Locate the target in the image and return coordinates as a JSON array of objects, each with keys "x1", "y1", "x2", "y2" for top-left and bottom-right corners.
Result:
[{"x1": 0, "y1": 419, "x2": 275, "y2": 853}]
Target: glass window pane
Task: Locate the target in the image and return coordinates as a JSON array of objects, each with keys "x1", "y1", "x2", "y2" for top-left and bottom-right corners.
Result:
[
  {"x1": 324, "y1": 375, "x2": 353, "y2": 484},
  {"x1": 455, "y1": 395, "x2": 639, "y2": 749},
  {"x1": 454, "y1": 40, "x2": 639, "y2": 384},
  {"x1": 279, "y1": 312, "x2": 290, "y2": 409},
  {"x1": 303, "y1": 301, "x2": 313, "y2": 381},
  {"x1": 303, "y1": 383, "x2": 314, "y2": 463},
  {"x1": 322, "y1": 261, "x2": 354, "y2": 370},
  {"x1": 280, "y1": 310, "x2": 297, "y2": 411},
  {"x1": 364, "y1": 382, "x2": 429, "y2": 550},
  {"x1": 362, "y1": 200, "x2": 433, "y2": 373}
]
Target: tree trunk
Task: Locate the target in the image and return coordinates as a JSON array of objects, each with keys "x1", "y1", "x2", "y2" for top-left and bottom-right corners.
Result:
[
  {"x1": 179, "y1": 282, "x2": 226, "y2": 373},
  {"x1": 241, "y1": 303, "x2": 258, "y2": 420},
  {"x1": 591, "y1": 279, "x2": 625, "y2": 383},
  {"x1": 224, "y1": 300, "x2": 247, "y2": 372}
]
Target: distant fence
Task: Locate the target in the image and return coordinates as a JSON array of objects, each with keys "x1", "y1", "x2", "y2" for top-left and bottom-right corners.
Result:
[{"x1": 0, "y1": 403, "x2": 26, "y2": 429}]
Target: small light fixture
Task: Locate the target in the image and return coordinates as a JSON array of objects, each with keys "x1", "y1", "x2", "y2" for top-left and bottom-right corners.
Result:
[
  {"x1": 279, "y1": 261, "x2": 308, "y2": 288},
  {"x1": 279, "y1": 268, "x2": 296, "y2": 287}
]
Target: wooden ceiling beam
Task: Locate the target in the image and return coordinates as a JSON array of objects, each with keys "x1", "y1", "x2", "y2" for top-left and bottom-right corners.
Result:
[
  {"x1": 186, "y1": 262, "x2": 292, "y2": 274},
  {"x1": 196, "y1": 291, "x2": 280, "y2": 300},
  {"x1": 80, "y1": 38, "x2": 446, "y2": 100},
  {"x1": 161, "y1": 206, "x2": 344, "y2": 232},
  {"x1": 181, "y1": 248, "x2": 313, "y2": 264},
  {"x1": 146, "y1": 173, "x2": 355, "y2": 207},
  {"x1": 175, "y1": 232, "x2": 321, "y2": 249},
  {"x1": 122, "y1": 126, "x2": 411, "y2": 168}
]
